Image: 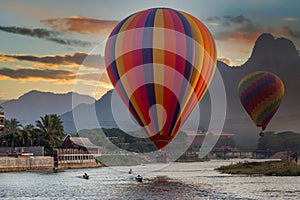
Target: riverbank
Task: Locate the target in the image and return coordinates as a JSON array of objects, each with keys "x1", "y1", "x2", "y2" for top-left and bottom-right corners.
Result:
[
  {"x1": 0, "y1": 156, "x2": 103, "y2": 173},
  {"x1": 0, "y1": 156, "x2": 53, "y2": 173},
  {"x1": 217, "y1": 160, "x2": 300, "y2": 176}
]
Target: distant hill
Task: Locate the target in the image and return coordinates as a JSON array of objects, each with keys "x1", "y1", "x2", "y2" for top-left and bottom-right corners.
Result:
[
  {"x1": 1, "y1": 90, "x2": 95, "y2": 125},
  {"x1": 61, "y1": 33, "x2": 300, "y2": 147}
]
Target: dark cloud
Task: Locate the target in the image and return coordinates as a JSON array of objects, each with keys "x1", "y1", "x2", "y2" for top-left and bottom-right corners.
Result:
[
  {"x1": 1, "y1": 53, "x2": 104, "y2": 68},
  {"x1": 41, "y1": 16, "x2": 118, "y2": 35},
  {"x1": 206, "y1": 16, "x2": 221, "y2": 22},
  {"x1": 215, "y1": 24, "x2": 300, "y2": 43},
  {"x1": 0, "y1": 26, "x2": 59, "y2": 37},
  {"x1": 207, "y1": 14, "x2": 300, "y2": 43},
  {"x1": 47, "y1": 37, "x2": 94, "y2": 47},
  {"x1": 214, "y1": 25, "x2": 261, "y2": 43},
  {"x1": 0, "y1": 26, "x2": 95, "y2": 46},
  {"x1": 223, "y1": 15, "x2": 252, "y2": 25},
  {"x1": 206, "y1": 15, "x2": 253, "y2": 26},
  {"x1": 0, "y1": 68, "x2": 74, "y2": 80}
]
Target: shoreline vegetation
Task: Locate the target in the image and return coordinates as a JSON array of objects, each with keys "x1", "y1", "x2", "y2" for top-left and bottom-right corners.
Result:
[
  {"x1": 96, "y1": 155, "x2": 142, "y2": 166},
  {"x1": 216, "y1": 160, "x2": 300, "y2": 176}
]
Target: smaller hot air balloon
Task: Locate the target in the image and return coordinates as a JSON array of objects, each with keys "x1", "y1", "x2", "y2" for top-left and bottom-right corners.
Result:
[{"x1": 238, "y1": 71, "x2": 284, "y2": 136}]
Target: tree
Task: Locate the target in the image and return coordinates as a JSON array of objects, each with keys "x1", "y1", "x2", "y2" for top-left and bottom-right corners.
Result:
[
  {"x1": 21, "y1": 124, "x2": 35, "y2": 146},
  {"x1": 257, "y1": 131, "x2": 300, "y2": 152},
  {"x1": 35, "y1": 114, "x2": 64, "y2": 151},
  {"x1": 4, "y1": 118, "x2": 21, "y2": 134},
  {"x1": 0, "y1": 118, "x2": 23, "y2": 147}
]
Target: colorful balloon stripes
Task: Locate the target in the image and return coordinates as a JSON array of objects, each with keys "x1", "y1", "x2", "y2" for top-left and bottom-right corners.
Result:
[
  {"x1": 238, "y1": 71, "x2": 284, "y2": 131},
  {"x1": 105, "y1": 8, "x2": 217, "y2": 149}
]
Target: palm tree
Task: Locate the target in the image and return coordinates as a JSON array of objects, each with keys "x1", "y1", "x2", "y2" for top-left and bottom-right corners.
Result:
[
  {"x1": 1, "y1": 130, "x2": 22, "y2": 147},
  {"x1": 4, "y1": 118, "x2": 22, "y2": 134},
  {"x1": 0, "y1": 118, "x2": 22, "y2": 147},
  {"x1": 35, "y1": 114, "x2": 65, "y2": 148},
  {"x1": 22, "y1": 124, "x2": 35, "y2": 146}
]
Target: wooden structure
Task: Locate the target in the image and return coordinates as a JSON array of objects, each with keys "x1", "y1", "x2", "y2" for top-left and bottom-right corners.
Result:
[
  {"x1": 61, "y1": 135, "x2": 101, "y2": 154},
  {"x1": 54, "y1": 135, "x2": 102, "y2": 169},
  {"x1": 184, "y1": 130, "x2": 234, "y2": 151}
]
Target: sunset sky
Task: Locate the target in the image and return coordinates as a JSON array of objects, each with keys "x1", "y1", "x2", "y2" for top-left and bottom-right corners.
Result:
[{"x1": 0, "y1": 0, "x2": 299, "y2": 101}]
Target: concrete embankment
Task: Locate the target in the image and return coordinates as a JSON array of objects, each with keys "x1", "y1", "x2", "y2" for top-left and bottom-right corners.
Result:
[
  {"x1": 0, "y1": 156, "x2": 54, "y2": 173},
  {"x1": 57, "y1": 161, "x2": 102, "y2": 170}
]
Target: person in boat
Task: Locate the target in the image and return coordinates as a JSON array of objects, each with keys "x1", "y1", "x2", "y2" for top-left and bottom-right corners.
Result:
[
  {"x1": 128, "y1": 168, "x2": 132, "y2": 174},
  {"x1": 135, "y1": 174, "x2": 142, "y2": 182},
  {"x1": 83, "y1": 173, "x2": 89, "y2": 179}
]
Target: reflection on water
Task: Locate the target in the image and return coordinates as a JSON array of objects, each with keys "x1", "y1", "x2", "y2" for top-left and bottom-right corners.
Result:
[{"x1": 0, "y1": 160, "x2": 299, "y2": 199}]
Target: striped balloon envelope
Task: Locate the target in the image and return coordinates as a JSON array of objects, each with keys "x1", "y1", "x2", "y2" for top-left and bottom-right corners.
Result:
[
  {"x1": 238, "y1": 71, "x2": 284, "y2": 134},
  {"x1": 105, "y1": 8, "x2": 217, "y2": 150}
]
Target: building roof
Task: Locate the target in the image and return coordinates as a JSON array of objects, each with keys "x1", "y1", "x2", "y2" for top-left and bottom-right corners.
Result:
[
  {"x1": 184, "y1": 130, "x2": 234, "y2": 137},
  {"x1": 63, "y1": 135, "x2": 100, "y2": 149},
  {"x1": 184, "y1": 130, "x2": 206, "y2": 136},
  {"x1": 209, "y1": 130, "x2": 234, "y2": 136}
]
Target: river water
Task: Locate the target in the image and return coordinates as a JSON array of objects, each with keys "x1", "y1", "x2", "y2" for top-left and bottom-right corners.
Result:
[{"x1": 0, "y1": 159, "x2": 299, "y2": 200}]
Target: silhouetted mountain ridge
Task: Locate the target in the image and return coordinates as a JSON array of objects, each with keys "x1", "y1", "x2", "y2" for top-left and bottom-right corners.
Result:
[
  {"x1": 1, "y1": 90, "x2": 95, "y2": 125},
  {"x1": 244, "y1": 33, "x2": 299, "y2": 68}
]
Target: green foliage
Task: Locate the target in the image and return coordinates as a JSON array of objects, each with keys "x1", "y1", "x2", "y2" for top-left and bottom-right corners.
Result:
[
  {"x1": 4, "y1": 118, "x2": 21, "y2": 134},
  {"x1": 257, "y1": 131, "x2": 300, "y2": 151},
  {"x1": 0, "y1": 115, "x2": 64, "y2": 154},
  {"x1": 78, "y1": 128, "x2": 157, "y2": 153},
  {"x1": 215, "y1": 136, "x2": 236, "y2": 148},
  {"x1": 96, "y1": 154, "x2": 141, "y2": 166},
  {"x1": 217, "y1": 160, "x2": 300, "y2": 176}
]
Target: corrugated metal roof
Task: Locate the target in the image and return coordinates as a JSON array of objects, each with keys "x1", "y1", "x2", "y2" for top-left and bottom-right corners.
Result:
[{"x1": 67, "y1": 135, "x2": 100, "y2": 148}]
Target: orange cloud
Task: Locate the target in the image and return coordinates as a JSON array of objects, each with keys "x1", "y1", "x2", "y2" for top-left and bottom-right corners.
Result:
[
  {"x1": 0, "y1": 66, "x2": 111, "y2": 88},
  {"x1": 282, "y1": 17, "x2": 299, "y2": 21},
  {"x1": 41, "y1": 16, "x2": 118, "y2": 35},
  {"x1": 218, "y1": 57, "x2": 232, "y2": 66},
  {"x1": 215, "y1": 30, "x2": 263, "y2": 44},
  {"x1": 0, "y1": 53, "x2": 15, "y2": 63},
  {"x1": 224, "y1": 49, "x2": 250, "y2": 55},
  {"x1": 76, "y1": 72, "x2": 111, "y2": 84}
]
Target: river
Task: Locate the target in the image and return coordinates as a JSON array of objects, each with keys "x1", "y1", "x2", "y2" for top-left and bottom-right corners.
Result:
[{"x1": 0, "y1": 159, "x2": 299, "y2": 199}]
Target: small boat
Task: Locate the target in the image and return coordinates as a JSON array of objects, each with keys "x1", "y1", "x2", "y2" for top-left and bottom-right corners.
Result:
[
  {"x1": 83, "y1": 173, "x2": 89, "y2": 179},
  {"x1": 53, "y1": 167, "x2": 58, "y2": 173},
  {"x1": 135, "y1": 175, "x2": 142, "y2": 182}
]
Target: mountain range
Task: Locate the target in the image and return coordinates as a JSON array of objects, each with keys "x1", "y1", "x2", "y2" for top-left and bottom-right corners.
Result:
[
  {"x1": 61, "y1": 33, "x2": 300, "y2": 146},
  {"x1": 1, "y1": 90, "x2": 95, "y2": 125},
  {"x1": 1, "y1": 33, "x2": 299, "y2": 147}
]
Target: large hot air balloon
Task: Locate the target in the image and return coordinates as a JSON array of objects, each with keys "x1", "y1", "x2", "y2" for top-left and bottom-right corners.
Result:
[
  {"x1": 105, "y1": 8, "x2": 217, "y2": 149},
  {"x1": 238, "y1": 71, "x2": 284, "y2": 136}
]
